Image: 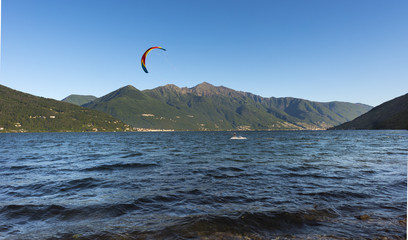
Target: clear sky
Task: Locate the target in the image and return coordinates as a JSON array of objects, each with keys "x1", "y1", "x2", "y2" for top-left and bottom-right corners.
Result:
[{"x1": 1, "y1": 0, "x2": 407, "y2": 106}]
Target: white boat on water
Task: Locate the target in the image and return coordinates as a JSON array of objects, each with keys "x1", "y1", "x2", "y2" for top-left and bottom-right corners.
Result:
[{"x1": 230, "y1": 133, "x2": 247, "y2": 140}]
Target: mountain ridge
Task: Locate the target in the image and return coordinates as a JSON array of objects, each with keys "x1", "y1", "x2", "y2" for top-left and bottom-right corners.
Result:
[
  {"x1": 0, "y1": 84, "x2": 131, "y2": 132},
  {"x1": 82, "y1": 82, "x2": 372, "y2": 131},
  {"x1": 330, "y1": 93, "x2": 408, "y2": 130}
]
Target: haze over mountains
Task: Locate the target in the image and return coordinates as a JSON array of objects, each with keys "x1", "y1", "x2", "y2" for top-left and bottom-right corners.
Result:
[{"x1": 68, "y1": 82, "x2": 373, "y2": 131}]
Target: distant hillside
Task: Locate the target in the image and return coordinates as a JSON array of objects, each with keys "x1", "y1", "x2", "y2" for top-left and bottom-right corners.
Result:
[
  {"x1": 330, "y1": 93, "x2": 408, "y2": 130},
  {"x1": 62, "y1": 94, "x2": 97, "y2": 106},
  {"x1": 0, "y1": 85, "x2": 131, "y2": 132},
  {"x1": 83, "y1": 82, "x2": 372, "y2": 131}
]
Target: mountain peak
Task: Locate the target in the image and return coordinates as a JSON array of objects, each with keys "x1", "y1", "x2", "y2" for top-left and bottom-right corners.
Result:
[
  {"x1": 163, "y1": 84, "x2": 181, "y2": 91},
  {"x1": 191, "y1": 82, "x2": 241, "y2": 97},
  {"x1": 192, "y1": 82, "x2": 219, "y2": 96},
  {"x1": 61, "y1": 94, "x2": 97, "y2": 106},
  {"x1": 151, "y1": 84, "x2": 190, "y2": 95},
  {"x1": 122, "y1": 85, "x2": 138, "y2": 90},
  {"x1": 196, "y1": 82, "x2": 214, "y2": 87},
  {"x1": 115, "y1": 85, "x2": 142, "y2": 95}
]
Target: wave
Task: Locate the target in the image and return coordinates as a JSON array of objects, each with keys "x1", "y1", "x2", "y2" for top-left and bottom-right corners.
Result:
[
  {"x1": 201, "y1": 166, "x2": 254, "y2": 180},
  {"x1": 17, "y1": 155, "x2": 41, "y2": 161},
  {"x1": 217, "y1": 166, "x2": 245, "y2": 172},
  {"x1": 59, "y1": 177, "x2": 100, "y2": 192},
  {"x1": 9, "y1": 165, "x2": 35, "y2": 171},
  {"x1": 120, "y1": 152, "x2": 143, "y2": 158},
  {"x1": 300, "y1": 190, "x2": 370, "y2": 199},
  {"x1": 58, "y1": 209, "x2": 342, "y2": 239},
  {"x1": 83, "y1": 162, "x2": 159, "y2": 171},
  {"x1": 0, "y1": 205, "x2": 338, "y2": 238},
  {"x1": 0, "y1": 193, "x2": 184, "y2": 223},
  {"x1": 5, "y1": 177, "x2": 102, "y2": 197},
  {"x1": 0, "y1": 203, "x2": 139, "y2": 222},
  {"x1": 1, "y1": 203, "x2": 405, "y2": 239}
]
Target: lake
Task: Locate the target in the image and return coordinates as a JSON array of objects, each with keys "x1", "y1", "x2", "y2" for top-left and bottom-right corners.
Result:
[{"x1": 0, "y1": 131, "x2": 406, "y2": 239}]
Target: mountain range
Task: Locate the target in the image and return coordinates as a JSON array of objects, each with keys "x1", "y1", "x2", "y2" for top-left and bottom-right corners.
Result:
[
  {"x1": 4, "y1": 82, "x2": 406, "y2": 132},
  {"x1": 0, "y1": 84, "x2": 131, "y2": 132},
  {"x1": 330, "y1": 93, "x2": 408, "y2": 130},
  {"x1": 73, "y1": 82, "x2": 373, "y2": 131}
]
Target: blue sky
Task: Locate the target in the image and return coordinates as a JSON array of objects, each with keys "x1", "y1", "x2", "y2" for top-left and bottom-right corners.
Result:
[{"x1": 1, "y1": 0, "x2": 407, "y2": 106}]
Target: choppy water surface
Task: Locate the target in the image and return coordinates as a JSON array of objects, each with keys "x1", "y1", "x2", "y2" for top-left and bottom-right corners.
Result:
[{"x1": 0, "y1": 131, "x2": 406, "y2": 239}]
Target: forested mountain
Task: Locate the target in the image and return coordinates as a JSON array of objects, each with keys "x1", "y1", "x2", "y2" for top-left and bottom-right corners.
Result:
[
  {"x1": 0, "y1": 85, "x2": 130, "y2": 132},
  {"x1": 330, "y1": 93, "x2": 408, "y2": 130},
  {"x1": 83, "y1": 82, "x2": 372, "y2": 131}
]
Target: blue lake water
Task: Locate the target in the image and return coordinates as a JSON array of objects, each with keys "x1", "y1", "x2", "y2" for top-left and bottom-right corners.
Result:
[{"x1": 0, "y1": 131, "x2": 407, "y2": 239}]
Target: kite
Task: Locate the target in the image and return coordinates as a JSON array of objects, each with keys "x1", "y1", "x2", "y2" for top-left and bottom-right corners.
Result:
[{"x1": 141, "y1": 46, "x2": 166, "y2": 73}]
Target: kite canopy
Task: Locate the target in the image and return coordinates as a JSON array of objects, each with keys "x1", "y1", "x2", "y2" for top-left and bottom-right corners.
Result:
[{"x1": 141, "y1": 46, "x2": 166, "y2": 73}]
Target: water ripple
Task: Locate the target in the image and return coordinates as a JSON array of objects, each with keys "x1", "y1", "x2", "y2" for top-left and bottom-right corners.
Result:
[{"x1": 0, "y1": 131, "x2": 406, "y2": 239}]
